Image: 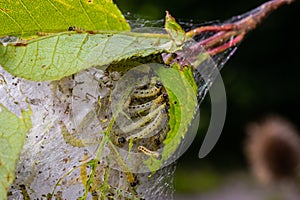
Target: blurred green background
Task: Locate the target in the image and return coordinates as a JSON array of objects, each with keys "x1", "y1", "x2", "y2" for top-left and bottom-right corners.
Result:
[{"x1": 115, "y1": 0, "x2": 300, "y2": 198}]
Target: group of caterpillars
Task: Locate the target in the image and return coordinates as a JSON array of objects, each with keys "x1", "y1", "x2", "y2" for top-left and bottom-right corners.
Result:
[
  {"x1": 83, "y1": 63, "x2": 171, "y2": 159},
  {"x1": 110, "y1": 70, "x2": 170, "y2": 160},
  {"x1": 52, "y1": 35, "x2": 171, "y2": 197}
]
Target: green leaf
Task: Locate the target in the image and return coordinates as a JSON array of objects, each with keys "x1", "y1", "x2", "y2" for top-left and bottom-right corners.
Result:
[
  {"x1": 0, "y1": 31, "x2": 178, "y2": 81},
  {"x1": 0, "y1": 0, "x2": 129, "y2": 37},
  {"x1": 146, "y1": 64, "x2": 198, "y2": 171},
  {"x1": 0, "y1": 104, "x2": 32, "y2": 200},
  {"x1": 0, "y1": 4, "x2": 190, "y2": 82}
]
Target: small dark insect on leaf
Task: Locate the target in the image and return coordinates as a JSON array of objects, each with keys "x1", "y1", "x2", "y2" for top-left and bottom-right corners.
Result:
[
  {"x1": 68, "y1": 26, "x2": 85, "y2": 33},
  {"x1": 68, "y1": 26, "x2": 74, "y2": 31}
]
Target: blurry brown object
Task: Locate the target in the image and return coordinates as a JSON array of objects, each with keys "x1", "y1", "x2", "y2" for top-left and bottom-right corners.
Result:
[{"x1": 245, "y1": 115, "x2": 300, "y2": 185}]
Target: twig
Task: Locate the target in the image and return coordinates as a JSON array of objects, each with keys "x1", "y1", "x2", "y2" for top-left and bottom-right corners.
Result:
[{"x1": 172, "y1": 0, "x2": 294, "y2": 68}]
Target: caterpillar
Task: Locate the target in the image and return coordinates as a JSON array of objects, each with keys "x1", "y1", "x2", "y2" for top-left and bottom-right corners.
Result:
[
  {"x1": 36, "y1": 31, "x2": 54, "y2": 36},
  {"x1": 59, "y1": 120, "x2": 101, "y2": 147},
  {"x1": 125, "y1": 172, "x2": 138, "y2": 187},
  {"x1": 127, "y1": 93, "x2": 165, "y2": 114},
  {"x1": 132, "y1": 78, "x2": 162, "y2": 98},
  {"x1": 59, "y1": 121, "x2": 85, "y2": 147},
  {"x1": 138, "y1": 146, "x2": 160, "y2": 159},
  {"x1": 127, "y1": 100, "x2": 153, "y2": 114},
  {"x1": 120, "y1": 103, "x2": 166, "y2": 133},
  {"x1": 151, "y1": 123, "x2": 170, "y2": 146},
  {"x1": 132, "y1": 85, "x2": 161, "y2": 98},
  {"x1": 19, "y1": 184, "x2": 30, "y2": 200},
  {"x1": 150, "y1": 92, "x2": 168, "y2": 111},
  {"x1": 79, "y1": 150, "x2": 90, "y2": 188},
  {"x1": 126, "y1": 108, "x2": 168, "y2": 141}
]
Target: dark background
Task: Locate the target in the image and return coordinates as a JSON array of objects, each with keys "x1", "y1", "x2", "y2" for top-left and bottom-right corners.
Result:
[{"x1": 115, "y1": 0, "x2": 300, "y2": 194}]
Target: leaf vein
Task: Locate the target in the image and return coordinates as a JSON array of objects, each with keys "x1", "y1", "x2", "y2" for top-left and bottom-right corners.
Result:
[
  {"x1": 100, "y1": 35, "x2": 111, "y2": 59},
  {"x1": 76, "y1": 34, "x2": 89, "y2": 59},
  {"x1": 31, "y1": 40, "x2": 39, "y2": 74},
  {"x1": 19, "y1": 0, "x2": 43, "y2": 30},
  {"x1": 46, "y1": 0, "x2": 69, "y2": 25},
  {"x1": 50, "y1": 35, "x2": 60, "y2": 72},
  {"x1": 78, "y1": 0, "x2": 96, "y2": 29},
  {"x1": 0, "y1": 9, "x2": 23, "y2": 34},
  {"x1": 16, "y1": 46, "x2": 28, "y2": 72}
]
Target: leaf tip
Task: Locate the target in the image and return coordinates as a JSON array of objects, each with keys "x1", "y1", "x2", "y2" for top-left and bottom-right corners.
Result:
[
  {"x1": 165, "y1": 11, "x2": 175, "y2": 21},
  {"x1": 164, "y1": 11, "x2": 185, "y2": 45}
]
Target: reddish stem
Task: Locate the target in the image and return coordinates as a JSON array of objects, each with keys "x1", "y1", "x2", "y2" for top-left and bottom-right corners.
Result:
[
  {"x1": 168, "y1": 0, "x2": 294, "y2": 66},
  {"x1": 207, "y1": 33, "x2": 245, "y2": 55},
  {"x1": 185, "y1": 24, "x2": 234, "y2": 37}
]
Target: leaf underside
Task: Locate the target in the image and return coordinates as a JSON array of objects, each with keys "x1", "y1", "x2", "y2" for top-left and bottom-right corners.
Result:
[{"x1": 0, "y1": 31, "x2": 177, "y2": 81}]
